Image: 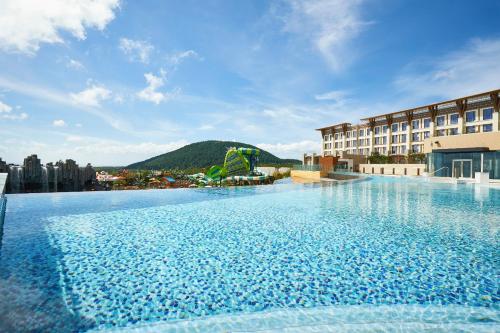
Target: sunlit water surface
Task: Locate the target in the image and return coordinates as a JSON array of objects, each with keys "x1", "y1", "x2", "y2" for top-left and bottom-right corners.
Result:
[{"x1": 0, "y1": 177, "x2": 498, "y2": 332}]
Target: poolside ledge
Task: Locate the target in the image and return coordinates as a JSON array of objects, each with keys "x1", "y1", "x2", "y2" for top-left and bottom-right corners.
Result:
[{"x1": 0, "y1": 173, "x2": 7, "y2": 231}]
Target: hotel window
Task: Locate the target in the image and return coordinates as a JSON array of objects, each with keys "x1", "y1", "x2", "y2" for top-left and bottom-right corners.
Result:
[
  {"x1": 423, "y1": 131, "x2": 430, "y2": 139},
  {"x1": 483, "y1": 108, "x2": 493, "y2": 120},
  {"x1": 383, "y1": 136, "x2": 387, "y2": 144},
  {"x1": 412, "y1": 132, "x2": 419, "y2": 142},
  {"x1": 450, "y1": 114, "x2": 459, "y2": 124},
  {"x1": 436, "y1": 116, "x2": 445, "y2": 126},
  {"x1": 383, "y1": 125, "x2": 388, "y2": 133},
  {"x1": 359, "y1": 129, "x2": 365, "y2": 136},
  {"x1": 359, "y1": 148, "x2": 363, "y2": 155},
  {"x1": 366, "y1": 138, "x2": 370, "y2": 145},
  {"x1": 346, "y1": 131, "x2": 350, "y2": 138},
  {"x1": 466, "y1": 125, "x2": 475, "y2": 134},
  {"x1": 382, "y1": 147, "x2": 387, "y2": 154},
  {"x1": 335, "y1": 142, "x2": 338, "y2": 148},
  {"x1": 401, "y1": 134, "x2": 407, "y2": 143},
  {"x1": 449, "y1": 128, "x2": 458, "y2": 135},
  {"x1": 401, "y1": 122, "x2": 407, "y2": 131},
  {"x1": 412, "y1": 144, "x2": 420, "y2": 153},
  {"x1": 375, "y1": 126, "x2": 380, "y2": 135},
  {"x1": 391, "y1": 123, "x2": 398, "y2": 132},
  {"x1": 483, "y1": 124, "x2": 493, "y2": 132},
  {"x1": 465, "y1": 111, "x2": 475, "y2": 123},
  {"x1": 335, "y1": 133, "x2": 338, "y2": 140},
  {"x1": 392, "y1": 135, "x2": 398, "y2": 143},
  {"x1": 366, "y1": 128, "x2": 371, "y2": 135},
  {"x1": 401, "y1": 145, "x2": 407, "y2": 154},
  {"x1": 375, "y1": 137, "x2": 380, "y2": 145},
  {"x1": 346, "y1": 141, "x2": 350, "y2": 147},
  {"x1": 412, "y1": 120, "x2": 419, "y2": 130},
  {"x1": 324, "y1": 135, "x2": 328, "y2": 141},
  {"x1": 436, "y1": 129, "x2": 445, "y2": 136},
  {"x1": 423, "y1": 118, "x2": 431, "y2": 128},
  {"x1": 391, "y1": 146, "x2": 397, "y2": 154}
]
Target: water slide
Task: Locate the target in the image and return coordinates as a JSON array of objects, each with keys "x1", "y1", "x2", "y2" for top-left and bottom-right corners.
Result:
[{"x1": 195, "y1": 147, "x2": 268, "y2": 184}]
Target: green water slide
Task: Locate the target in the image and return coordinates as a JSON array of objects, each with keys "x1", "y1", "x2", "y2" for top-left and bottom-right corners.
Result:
[{"x1": 206, "y1": 147, "x2": 261, "y2": 181}]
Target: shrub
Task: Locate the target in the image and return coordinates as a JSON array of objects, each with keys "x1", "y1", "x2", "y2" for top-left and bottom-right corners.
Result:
[
  {"x1": 407, "y1": 153, "x2": 426, "y2": 164},
  {"x1": 368, "y1": 152, "x2": 390, "y2": 164}
]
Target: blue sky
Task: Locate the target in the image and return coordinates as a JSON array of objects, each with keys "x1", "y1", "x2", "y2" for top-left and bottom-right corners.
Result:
[{"x1": 1, "y1": 0, "x2": 499, "y2": 165}]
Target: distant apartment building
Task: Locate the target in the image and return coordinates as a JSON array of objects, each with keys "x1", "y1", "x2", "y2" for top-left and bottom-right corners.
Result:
[{"x1": 316, "y1": 89, "x2": 500, "y2": 179}]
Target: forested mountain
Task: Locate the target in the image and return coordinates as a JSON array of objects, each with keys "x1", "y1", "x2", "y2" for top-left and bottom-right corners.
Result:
[{"x1": 127, "y1": 140, "x2": 301, "y2": 170}]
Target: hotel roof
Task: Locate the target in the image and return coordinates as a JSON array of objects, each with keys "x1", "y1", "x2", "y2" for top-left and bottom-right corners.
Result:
[
  {"x1": 316, "y1": 88, "x2": 499, "y2": 131},
  {"x1": 360, "y1": 89, "x2": 499, "y2": 121}
]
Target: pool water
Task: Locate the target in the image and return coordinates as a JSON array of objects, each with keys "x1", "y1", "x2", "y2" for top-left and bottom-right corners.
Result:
[{"x1": 0, "y1": 178, "x2": 498, "y2": 332}]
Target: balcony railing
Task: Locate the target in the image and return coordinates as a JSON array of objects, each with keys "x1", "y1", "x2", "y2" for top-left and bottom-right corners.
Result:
[{"x1": 292, "y1": 164, "x2": 321, "y2": 171}]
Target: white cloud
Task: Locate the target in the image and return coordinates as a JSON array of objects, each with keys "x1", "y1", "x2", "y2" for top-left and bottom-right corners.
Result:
[
  {"x1": 0, "y1": 0, "x2": 120, "y2": 54},
  {"x1": 0, "y1": 75, "x2": 183, "y2": 136},
  {"x1": 168, "y1": 50, "x2": 201, "y2": 65},
  {"x1": 262, "y1": 107, "x2": 311, "y2": 122},
  {"x1": 198, "y1": 124, "x2": 214, "y2": 131},
  {"x1": 0, "y1": 127, "x2": 189, "y2": 165},
  {"x1": 113, "y1": 94, "x2": 124, "y2": 104},
  {"x1": 0, "y1": 100, "x2": 13, "y2": 113},
  {"x1": 0, "y1": 99, "x2": 28, "y2": 120},
  {"x1": 257, "y1": 140, "x2": 320, "y2": 159},
  {"x1": 394, "y1": 38, "x2": 500, "y2": 100},
  {"x1": 75, "y1": 123, "x2": 83, "y2": 128},
  {"x1": 119, "y1": 38, "x2": 154, "y2": 64},
  {"x1": 53, "y1": 119, "x2": 66, "y2": 127},
  {"x1": 314, "y1": 89, "x2": 349, "y2": 102},
  {"x1": 279, "y1": 0, "x2": 369, "y2": 72},
  {"x1": 0, "y1": 76, "x2": 131, "y2": 132},
  {"x1": 70, "y1": 84, "x2": 112, "y2": 107},
  {"x1": 137, "y1": 70, "x2": 178, "y2": 104},
  {"x1": 2, "y1": 112, "x2": 28, "y2": 120},
  {"x1": 67, "y1": 59, "x2": 85, "y2": 70},
  {"x1": 59, "y1": 136, "x2": 189, "y2": 165}
]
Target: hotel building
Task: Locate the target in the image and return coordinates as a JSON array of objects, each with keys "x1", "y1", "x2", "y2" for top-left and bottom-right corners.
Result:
[{"x1": 316, "y1": 89, "x2": 500, "y2": 179}]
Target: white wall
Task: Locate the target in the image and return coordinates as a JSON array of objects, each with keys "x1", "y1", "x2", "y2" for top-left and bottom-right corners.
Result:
[{"x1": 359, "y1": 164, "x2": 425, "y2": 176}]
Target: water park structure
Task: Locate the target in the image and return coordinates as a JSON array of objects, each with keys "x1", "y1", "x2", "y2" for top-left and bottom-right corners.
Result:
[{"x1": 189, "y1": 147, "x2": 273, "y2": 186}]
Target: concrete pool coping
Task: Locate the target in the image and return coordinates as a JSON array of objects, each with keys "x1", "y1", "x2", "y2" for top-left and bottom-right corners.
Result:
[{"x1": 0, "y1": 173, "x2": 7, "y2": 227}]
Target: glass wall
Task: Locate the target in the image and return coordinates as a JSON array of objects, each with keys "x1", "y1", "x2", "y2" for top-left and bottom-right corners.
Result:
[{"x1": 427, "y1": 151, "x2": 500, "y2": 179}]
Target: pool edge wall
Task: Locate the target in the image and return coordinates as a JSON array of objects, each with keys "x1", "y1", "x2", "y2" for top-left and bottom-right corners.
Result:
[{"x1": 0, "y1": 173, "x2": 6, "y2": 244}]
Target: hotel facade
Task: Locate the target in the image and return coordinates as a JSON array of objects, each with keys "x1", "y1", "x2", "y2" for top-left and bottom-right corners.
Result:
[{"x1": 316, "y1": 89, "x2": 500, "y2": 179}]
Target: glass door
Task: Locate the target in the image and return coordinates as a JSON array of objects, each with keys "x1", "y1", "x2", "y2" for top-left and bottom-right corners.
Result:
[
  {"x1": 452, "y1": 159, "x2": 473, "y2": 178},
  {"x1": 462, "y1": 160, "x2": 472, "y2": 178},
  {"x1": 453, "y1": 161, "x2": 461, "y2": 178}
]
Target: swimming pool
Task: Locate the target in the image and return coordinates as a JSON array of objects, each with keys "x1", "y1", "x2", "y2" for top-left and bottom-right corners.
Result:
[{"x1": 0, "y1": 178, "x2": 498, "y2": 332}]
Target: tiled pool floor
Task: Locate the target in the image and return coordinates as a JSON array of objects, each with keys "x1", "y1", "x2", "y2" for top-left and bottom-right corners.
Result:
[{"x1": 0, "y1": 179, "x2": 498, "y2": 332}]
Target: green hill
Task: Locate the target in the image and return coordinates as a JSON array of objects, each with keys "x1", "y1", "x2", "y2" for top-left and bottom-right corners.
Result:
[{"x1": 127, "y1": 140, "x2": 301, "y2": 170}]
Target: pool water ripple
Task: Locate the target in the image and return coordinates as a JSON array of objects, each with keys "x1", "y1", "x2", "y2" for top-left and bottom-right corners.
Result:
[{"x1": 0, "y1": 179, "x2": 498, "y2": 332}]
